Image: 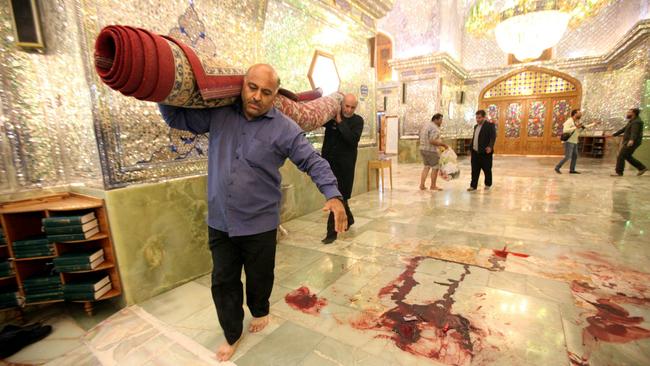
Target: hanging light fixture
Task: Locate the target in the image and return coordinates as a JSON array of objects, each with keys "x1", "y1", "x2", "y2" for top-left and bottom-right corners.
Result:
[
  {"x1": 494, "y1": 1, "x2": 571, "y2": 61},
  {"x1": 466, "y1": 0, "x2": 615, "y2": 61},
  {"x1": 495, "y1": 8, "x2": 570, "y2": 61}
]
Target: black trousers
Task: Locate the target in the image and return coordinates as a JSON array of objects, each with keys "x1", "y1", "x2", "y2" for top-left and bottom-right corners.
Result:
[
  {"x1": 470, "y1": 151, "x2": 493, "y2": 189},
  {"x1": 616, "y1": 144, "x2": 646, "y2": 174},
  {"x1": 208, "y1": 227, "x2": 277, "y2": 345},
  {"x1": 326, "y1": 199, "x2": 354, "y2": 237}
]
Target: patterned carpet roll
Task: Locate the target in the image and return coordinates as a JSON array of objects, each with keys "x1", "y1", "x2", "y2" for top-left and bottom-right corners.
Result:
[{"x1": 94, "y1": 25, "x2": 342, "y2": 131}]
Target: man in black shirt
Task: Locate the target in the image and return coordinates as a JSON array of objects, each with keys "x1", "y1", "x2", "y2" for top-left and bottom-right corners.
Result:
[
  {"x1": 321, "y1": 94, "x2": 364, "y2": 244},
  {"x1": 611, "y1": 108, "x2": 647, "y2": 176},
  {"x1": 468, "y1": 110, "x2": 497, "y2": 191}
]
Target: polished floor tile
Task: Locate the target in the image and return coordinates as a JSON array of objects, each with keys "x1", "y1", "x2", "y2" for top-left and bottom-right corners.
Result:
[{"x1": 29, "y1": 156, "x2": 650, "y2": 365}]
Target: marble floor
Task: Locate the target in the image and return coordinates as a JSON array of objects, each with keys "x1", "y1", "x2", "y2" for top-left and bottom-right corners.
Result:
[{"x1": 4, "y1": 155, "x2": 650, "y2": 366}]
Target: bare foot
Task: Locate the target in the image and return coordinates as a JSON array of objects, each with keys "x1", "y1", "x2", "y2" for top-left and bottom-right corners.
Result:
[
  {"x1": 248, "y1": 315, "x2": 270, "y2": 333},
  {"x1": 419, "y1": 185, "x2": 426, "y2": 190},
  {"x1": 216, "y1": 339, "x2": 240, "y2": 362}
]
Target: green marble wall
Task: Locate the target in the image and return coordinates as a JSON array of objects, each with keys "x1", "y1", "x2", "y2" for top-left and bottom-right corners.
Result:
[
  {"x1": 103, "y1": 176, "x2": 210, "y2": 305},
  {"x1": 398, "y1": 139, "x2": 420, "y2": 163}
]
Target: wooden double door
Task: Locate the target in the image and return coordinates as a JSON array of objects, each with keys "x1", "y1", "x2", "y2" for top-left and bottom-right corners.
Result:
[{"x1": 481, "y1": 96, "x2": 579, "y2": 156}]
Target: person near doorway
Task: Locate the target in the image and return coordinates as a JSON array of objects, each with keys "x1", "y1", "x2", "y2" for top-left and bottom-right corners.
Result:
[
  {"x1": 468, "y1": 110, "x2": 496, "y2": 191},
  {"x1": 321, "y1": 94, "x2": 364, "y2": 244},
  {"x1": 158, "y1": 64, "x2": 348, "y2": 361},
  {"x1": 611, "y1": 108, "x2": 647, "y2": 176},
  {"x1": 555, "y1": 109, "x2": 591, "y2": 174},
  {"x1": 419, "y1": 113, "x2": 448, "y2": 191}
]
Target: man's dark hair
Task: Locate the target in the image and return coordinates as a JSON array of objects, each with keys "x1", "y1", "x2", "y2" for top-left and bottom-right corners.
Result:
[
  {"x1": 570, "y1": 109, "x2": 580, "y2": 117},
  {"x1": 431, "y1": 113, "x2": 443, "y2": 121},
  {"x1": 630, "y1": 108, "x2": 641, "y2": 117},
  {"x1": 475, "y1": 110, "x2": 486, "y2": 117}
]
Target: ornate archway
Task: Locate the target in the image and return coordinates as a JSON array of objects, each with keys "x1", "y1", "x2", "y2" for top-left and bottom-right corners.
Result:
[{"x1": 479, "y1": 66, "x2": 582, "y2": 155}]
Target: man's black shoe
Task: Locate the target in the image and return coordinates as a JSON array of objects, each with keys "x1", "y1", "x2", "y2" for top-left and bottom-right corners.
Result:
[{"x1": 321, "y1": 235, "x2": 337, "y2": 244}]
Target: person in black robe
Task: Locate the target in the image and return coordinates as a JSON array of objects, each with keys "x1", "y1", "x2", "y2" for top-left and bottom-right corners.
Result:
[{"x1": 321, "y1": 94, "x2": 364, "y2": 244}]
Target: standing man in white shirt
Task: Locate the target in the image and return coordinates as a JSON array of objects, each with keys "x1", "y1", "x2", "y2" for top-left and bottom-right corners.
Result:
[
  {"x1": 418, "y1": 113, "x2": 448, "y2": 191},
  {"x1": 555, "y1": 109, "x2": 592, "y2": 174}
]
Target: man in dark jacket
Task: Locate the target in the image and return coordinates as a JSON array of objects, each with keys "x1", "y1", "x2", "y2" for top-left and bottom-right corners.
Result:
[
  {"x1": 468, "y1": 110, "x2": 497, "y2": 191},
  {"x1": 612, "y1": 108, "x2": 647, "y2": 176},
  {"x1": 321, "y1": 94, "x2": 364, "y2": 244}
]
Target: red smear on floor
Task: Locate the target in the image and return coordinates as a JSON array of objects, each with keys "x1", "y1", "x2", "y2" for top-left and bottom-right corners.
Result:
[
  {"x1": 492, "y1": 246, "x2": 529, "y2": 258},
  {"x1": 352, "y1": 256, "x2": 487, "y2": 366},
  {"x1": 284, "y1": 286, "x2": 327, "y2": 316},
  {"x1": 585, "y1": 298, "x2": 650, "y2": 343},
  {"x1": 569, "y1": 279, "x2": 650, "y2": 364}
]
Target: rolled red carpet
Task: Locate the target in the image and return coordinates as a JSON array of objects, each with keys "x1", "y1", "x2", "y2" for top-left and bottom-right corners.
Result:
[{"x1": 94, "y1": 25, "x2": 337, "y2": 131}]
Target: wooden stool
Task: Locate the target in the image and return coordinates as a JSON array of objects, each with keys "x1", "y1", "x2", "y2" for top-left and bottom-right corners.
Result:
[{"x1": 368, "y1": 159, "x2": 392, "y2": 191}]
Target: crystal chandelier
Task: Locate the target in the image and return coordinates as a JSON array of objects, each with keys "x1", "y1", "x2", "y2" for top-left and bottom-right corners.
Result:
[
  {"x1": 495, "y1": 9, "x2": 570, "y2": 61},
  {"x1": 466, "y1": 0, "x2": 615, "y2": 61}
]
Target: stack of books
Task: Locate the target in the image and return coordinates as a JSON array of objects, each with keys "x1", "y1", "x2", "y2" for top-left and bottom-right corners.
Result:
[
  {"x1": 64, "y1": 274, "x2": 112, "y2": 301},
  {"x1": 22, "y1": 275, "x2": 63, "y2": 303},
  {"x1": 0, "y1": 291, "x2": 22, "y2": 309},
  {"x1": 0, "y1": 227, "x2": 6, "y2": 245},
  {"x1": 53, "y1": 249, "x2": 105, "y2": 272},
  {"x1": 0, "y1": 260, "x2": 14, "y2": 277},
  {"x1": 43, "y1": 212, "x2": 99, "y2": 242},
  {"x1": 12, "y1": 236, "x2": 55, "y2": 258}
]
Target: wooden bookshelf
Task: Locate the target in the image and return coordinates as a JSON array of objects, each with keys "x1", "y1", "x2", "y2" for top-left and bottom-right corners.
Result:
[
  {"x1": 453, "y1": 138, "x2": 473, "y2": 156},
  {"x1": 579, "y1": 136, "x2": 606, "y2": 158},
  {"x1": 0, "y1": 220, "x2": 22, "y2": 320},
  {"x1": 0, "y1": 193, "x2": 122, "y2": 316}
]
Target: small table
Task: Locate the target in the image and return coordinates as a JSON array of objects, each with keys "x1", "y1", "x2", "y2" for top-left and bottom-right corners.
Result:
[{"x1": 368, "y1": 159, "x2": 392, "y2": 191}]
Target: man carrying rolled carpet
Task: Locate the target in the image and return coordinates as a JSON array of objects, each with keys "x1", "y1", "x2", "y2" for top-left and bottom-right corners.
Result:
[
  {"x1": 320, "y1": 93, "x2": 364, "y2": 244},
  {"x1": 159, "y1": 64, "x2": 348, "y2": 361}
]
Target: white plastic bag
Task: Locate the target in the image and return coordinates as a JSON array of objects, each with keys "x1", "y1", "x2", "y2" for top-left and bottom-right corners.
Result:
[{"x1": 439, "y1": 148, "x2": 460, "y2": 181}]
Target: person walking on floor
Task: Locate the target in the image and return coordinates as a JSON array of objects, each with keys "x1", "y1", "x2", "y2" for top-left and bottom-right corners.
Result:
[
  {"x1": 555, "y1": 109, "x2": 592, "y2": 174},
  {"x1": 468, "y1": 110, "x2": 496, "y2": 191},
  {"x1": 158, "y1": 64, "x2": 348, "y2": 362},
  {"x1": 611, "y1": 108, "x2": 647, "y2": 176},
  {"x1": 419, "y1": 113, "x2": 448, "y2": 191},
  {"x1": 321, "y1": 94, "x2": 364, "y2": 244}
]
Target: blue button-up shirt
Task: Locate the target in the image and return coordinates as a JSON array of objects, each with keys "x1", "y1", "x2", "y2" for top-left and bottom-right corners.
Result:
[{"x1": 159, "y1": 102, "x2": 341, "y2": 236}]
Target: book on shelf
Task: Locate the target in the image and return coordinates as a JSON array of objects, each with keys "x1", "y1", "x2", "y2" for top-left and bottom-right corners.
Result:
[
  {"x1": 13, "y1": 237, "x2": 49, "y2": 247},
  {"x1": 13, "y1": 250, "x2": 55, "y2": 259},
  {"x1": 64, "y1": 282, "x2": 112, "y2": 301},
  {"x1": 23, "y1": 275, "x2": 62, "y2": 286},
  {"x1": 47, "y1": 227, "x2": 100, "y2": 242},
  {"x1": 0, "y1": 291, "x2": 23, "y2": 308},
  {"x1": 0, "y1": 260, "x2": 14, "y2": 277},
  {"x1": 42, "y1": 212, "x2": 96, "y2": 227},
  {"x1": 55, "y1": 256, "x2": 105, "y2": 272},
  {"x1": 25, "y1": 292, "x2": 64, "y2": 302},
  {"x1": 13, "y1": 242, "x2": 55, "y2": 255},
  {"x1": 54, "y1": 249, "x2": 104, "y2": 265},
  {"x1": 63, "y1": 275, "x2": 110, "y2": 293},
  {"x1": 43, "y1": 219, "x2": 98, "y2": 235},
  {"x1": 23, "y1": 284, "x2": 63, "y2": 294},
  {"x1": 13, "y1": 243, "x2": 53, "y2": 250}
]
